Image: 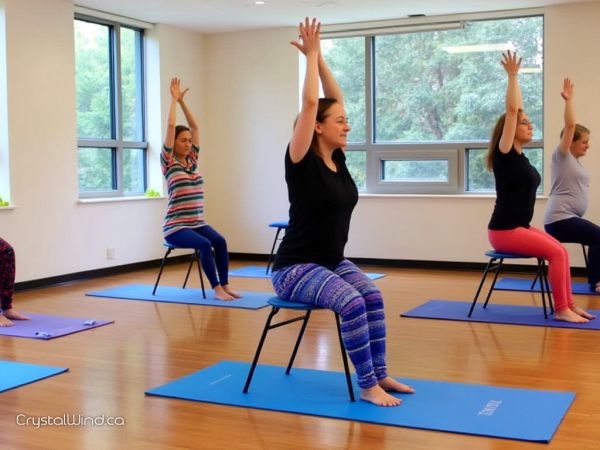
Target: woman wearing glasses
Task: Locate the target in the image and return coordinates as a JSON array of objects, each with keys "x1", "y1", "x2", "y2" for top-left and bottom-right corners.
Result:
[
  {"x1": 484, "y1": 51, "x2": 594, "y2": 323},
  {"x1": 544, "y1": 79, "x2": 600, "y2": 293}
]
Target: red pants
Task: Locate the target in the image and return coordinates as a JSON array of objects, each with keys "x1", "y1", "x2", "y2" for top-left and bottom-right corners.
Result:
[{"x1": 488, "y1": 226, "x2": 573, "y2": 312}]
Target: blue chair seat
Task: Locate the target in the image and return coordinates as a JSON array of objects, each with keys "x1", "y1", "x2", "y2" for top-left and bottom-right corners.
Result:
[
  {"x1": 268, "y1": 221, "x2": 289, "y2": 229},
  {"x1": 469, "y1": 250, "x2": 553, "y2": 318},
  {"x1": 244, "y1": 296, "x2": 355, "y2": 402},
  {"x1": 267, "y1": 297, "x2": 323, "y2": 310}
]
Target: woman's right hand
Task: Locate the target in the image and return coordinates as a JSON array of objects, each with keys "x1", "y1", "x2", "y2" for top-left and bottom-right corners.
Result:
[
  {"x1": 560, "y1": 77, "x2": 574, "y2": 101},
  {"x1": 290, "y1": 17, "x2": 321, "y2": 57},
  {"x1": 500, "y1": 50, "x2": 522, "y2": 76},
  {"x1": 170, "y1": 77, "x2": 189, "y2": 102}
]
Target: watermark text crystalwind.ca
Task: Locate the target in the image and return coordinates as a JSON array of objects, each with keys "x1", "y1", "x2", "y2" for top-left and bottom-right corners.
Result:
[{"x1": 16, "y1": 413, "x2": 125, "y2": 429}]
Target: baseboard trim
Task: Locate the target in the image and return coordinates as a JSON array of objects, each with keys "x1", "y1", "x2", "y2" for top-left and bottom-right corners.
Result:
[{"x1": 15, "y1": 252, "x2": 587, "y2": 291}]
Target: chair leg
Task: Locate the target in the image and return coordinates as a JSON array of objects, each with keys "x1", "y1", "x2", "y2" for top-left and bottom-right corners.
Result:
[
  {"x1": 152, "y1": 248, "x2": 172, "y2": 295},
  {"x1": 483, "y1": 258, "x2": 504, "y2": 309},
  {"x1": 335, "y1": 313, "x2": 355, "y2": 402},
  {"x1": 266, "y1": 227, "x2": 283, "y2": 275},
  {"x1": 541, "y1": 259, "x2": 554, "y2": 315},
  {"x1": 182, "y1": 251, "x2": 196, "y2": 289},
  {"x1": 194, "y1": 250, "x2": 206, "y2": 299},
  {"x1": 537, "y1": 258, "x2": 549, "y2": 319},
  {"x1": 243, "y1": 307, "x2": 280, "y2": 394},
  {"x1": 531, "y1": 263, "x2": 542, "y2": 290},
  {"x1": 582, "y1": 244, "x2": 589, "y2": 271},
  {"x1": 285, "y1": 310, "x2": 312, "y2": 374},
  {"x1": 468, "y1": 258, "x2": 495, "y2": 317}
]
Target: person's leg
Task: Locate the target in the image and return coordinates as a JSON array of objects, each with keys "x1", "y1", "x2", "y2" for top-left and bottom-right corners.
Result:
[
  {"x1": 488, "y1": 227, "x2": 591, "y2": 323},
  {"x1": 165, "y1": 228, "x2": 233, "y2": 300},
  {"x1": 193, "y1": 225, "x2": 240, "y2": 298},
  {"x1": 546, "y1": 217, "x2": 600, "y2": 290},
  {"x1": 272, "y1": 264, "x2": 402, "y2": 406},
  {"x1": 0, "y1": 238, "x2": 15, "y2": 311},
  {"x1": 0, "y1": 238, "x2": 28, "y2": 326},
  {"x1": 334, "y1": 259, "x2": 414, "y2": 394}
]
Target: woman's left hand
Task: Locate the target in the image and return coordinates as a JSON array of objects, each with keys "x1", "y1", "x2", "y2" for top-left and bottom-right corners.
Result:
[{"x1": 170, "y1": 77, "x2": 189, "y2": 102}]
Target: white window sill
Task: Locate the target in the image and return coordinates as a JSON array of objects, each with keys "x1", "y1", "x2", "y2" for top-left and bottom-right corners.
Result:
[
  {"x1": 359, "y1": 193, "x2": 548, "y2": 200},
  {"x1": 78, "y1": 196, "x2": 166, "y2": 204}
]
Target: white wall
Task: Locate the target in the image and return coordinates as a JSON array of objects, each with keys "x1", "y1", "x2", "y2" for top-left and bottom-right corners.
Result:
[
  {"x1": 203, "y1": 2, "x2": 600, "y2": 268},
  {"x1": 1, "y1": 0, "x2": 599, "y2": 282},
  {"x1": 0, "y1": 0, "x2": 205, "y2": 282}
]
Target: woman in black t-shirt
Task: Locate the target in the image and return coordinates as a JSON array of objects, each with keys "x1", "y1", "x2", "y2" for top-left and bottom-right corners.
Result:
[
  {"x1": 485, "y1": 51, "x2": 593, "y2": 323},
  {"x1": 270, "y1": 18, "x2": 414, "y2": 407}
]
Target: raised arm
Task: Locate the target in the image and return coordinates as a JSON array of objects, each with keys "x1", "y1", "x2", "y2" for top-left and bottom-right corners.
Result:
[
  {"x1": 498, "y1": 50, "x2": 523, "y2": 154},
  {"x1": 179, "y1": 95, "x2": 199, "y2": 147},
  {"x1": 318, "y1": 53, "x2": 344, "y2": 107},
  {"x1": 164, "y1": 78, "x2": 180, "y2": 150},
  {"x1": 558, "y1": 78, "x2": 575, "y2": 155},
  {"x1": 289, "y1": 17, "x2": 321, "y2": 163}
]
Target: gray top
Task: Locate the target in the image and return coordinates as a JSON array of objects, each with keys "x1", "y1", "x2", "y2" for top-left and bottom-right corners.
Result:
[{"x1": 544, "y1": 145, "x2": 589, "y2": 224}]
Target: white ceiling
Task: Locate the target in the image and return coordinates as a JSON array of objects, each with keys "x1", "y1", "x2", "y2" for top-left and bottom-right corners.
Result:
[{"x1": 72, "y1": 0, "x2": 598, "y2": 33}]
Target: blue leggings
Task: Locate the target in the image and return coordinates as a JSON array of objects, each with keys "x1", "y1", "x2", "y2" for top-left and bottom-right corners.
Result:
[
  {"x1": 545, "y1": 217, "x2": 600, "y2": 287},
  {"x1": 272, "y1": 259, "x2": 387, "y2": 389},
  {"x1": 165, "y1": 225, "x2": 229, "y2": 288}
]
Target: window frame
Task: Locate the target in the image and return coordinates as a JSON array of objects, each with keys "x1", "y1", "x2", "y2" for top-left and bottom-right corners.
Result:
[
  {"x1": 75, "y1": 14, "x2": 147, "y2": 198},
  {"x1": 324, "y1": 13, "x2": 544, "y2": 195}
]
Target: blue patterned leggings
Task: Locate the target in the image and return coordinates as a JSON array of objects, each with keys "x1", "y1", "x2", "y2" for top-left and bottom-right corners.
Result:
[
  {"x1": 0, "y1": 237, "x2": 15, "y2": 311},
  {"x1": 271, "y1": 259, "x2": 387, "y2": 389}
]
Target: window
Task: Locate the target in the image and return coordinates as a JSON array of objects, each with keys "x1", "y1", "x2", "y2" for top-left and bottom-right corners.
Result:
[
  {"x1": 75, "y1": 16, "x2": 146, "y2": 197},
  {"x1": 321, "y1": 15, "x2": 544, "y2": 194}
]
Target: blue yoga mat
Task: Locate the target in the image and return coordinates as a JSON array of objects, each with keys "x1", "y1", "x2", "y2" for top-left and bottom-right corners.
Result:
[
  {"x1": 0, "y1": 314, "x2": 113, "y2": 339},
  {"x1": 0, "y1": 360, "x2": 68, "y2": 392},
  {"x1": 229, "y1": 265, "x2": 386, "y2": 280},
  {"x1": 402, "y1": 300, "x2": 600, "y2": 330},
  {"x1": 146, "y1": 360, "x2": 573, "y2": 442},
  {"x1": 86, "y1": 284, "x2": 270, "y2": 309},
  {"x1": 495, "y1": 277, "x2": 599, "y2": 296}
]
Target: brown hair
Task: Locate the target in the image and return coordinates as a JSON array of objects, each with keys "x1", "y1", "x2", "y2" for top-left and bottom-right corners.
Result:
[
  {"x1": 485, "y1": 109, "x2": 523, "y2": 171},
  {"x1": 292, "y1": 98, "x2": 339, "y2": 151},
  {"x1": 560, "y1": 123, "x2": 590, "y2": 142},
  {"x1": 175, "y1": 125, "x2": 190, "y2": 139}
]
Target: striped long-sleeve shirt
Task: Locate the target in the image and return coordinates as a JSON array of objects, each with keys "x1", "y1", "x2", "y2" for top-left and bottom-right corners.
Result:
[{"x1": 161, "y1": 144, "x2": 205, "y2": 237}]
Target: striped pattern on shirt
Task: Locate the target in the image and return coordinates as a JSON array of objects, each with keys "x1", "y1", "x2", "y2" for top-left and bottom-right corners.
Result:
[{"x1": 161, "y1": 144, "x2": 205, "y2": 237}]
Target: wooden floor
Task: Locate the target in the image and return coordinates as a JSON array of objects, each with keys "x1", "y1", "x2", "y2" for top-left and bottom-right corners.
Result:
[{"x1": 2, "y1": 260, "x2": 600, "y2": 450}]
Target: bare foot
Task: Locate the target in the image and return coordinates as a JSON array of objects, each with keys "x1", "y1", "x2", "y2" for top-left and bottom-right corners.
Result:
[
  {"x1": 214, "y1": 285, "x2": 235, "y2": 301},
  {"x1": 223, "y1": 285, "x2": 242, "y2": 299},
  {"x1": 3, "y1": 309, "x2": 30, "y2": 321},
  {"x1": 360, "y1": 384, "x2": 402, "y2": 407},
  {"x1": 378, "y1": 376, "x2": 415, "y2": 394},
  {"x1": 0, "y1": 315, "x2": 14, "y2": 327},
  {"x1": 554, "y1": 308, "x2": 589, "y2": 323},
  {"x1": 570, "y1": 305, "x2": 596, "y2": 320}
]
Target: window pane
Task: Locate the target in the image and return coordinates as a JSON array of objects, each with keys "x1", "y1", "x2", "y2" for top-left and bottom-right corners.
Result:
[
  {"x1": 345, "y1": 150, "x2": 366, "y2": 191},
  {"x1": 382, "y1": 160, "x2": 449, "y2": 182},
  {"x1": 78, "y1": 148, "x2": 115, "y2": 191},
  {"x1": 466, "y1": 147, "x2": 543, "y2": 191},
  {"x1": 75, "y1": 20, "x2": 112, "y2": 139},
  {"x1": 321, "y1": 37, "x2": 366, "y2": 144},
  {"x1": 374, "y1": 16, "x2": 543, "y2": 143},
  {"x1": 121, "y1": 28, "x2": 144, "y2": 142},
  {"x1": 123, "y1": 148, "x2": 146, "y2": 193}
]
